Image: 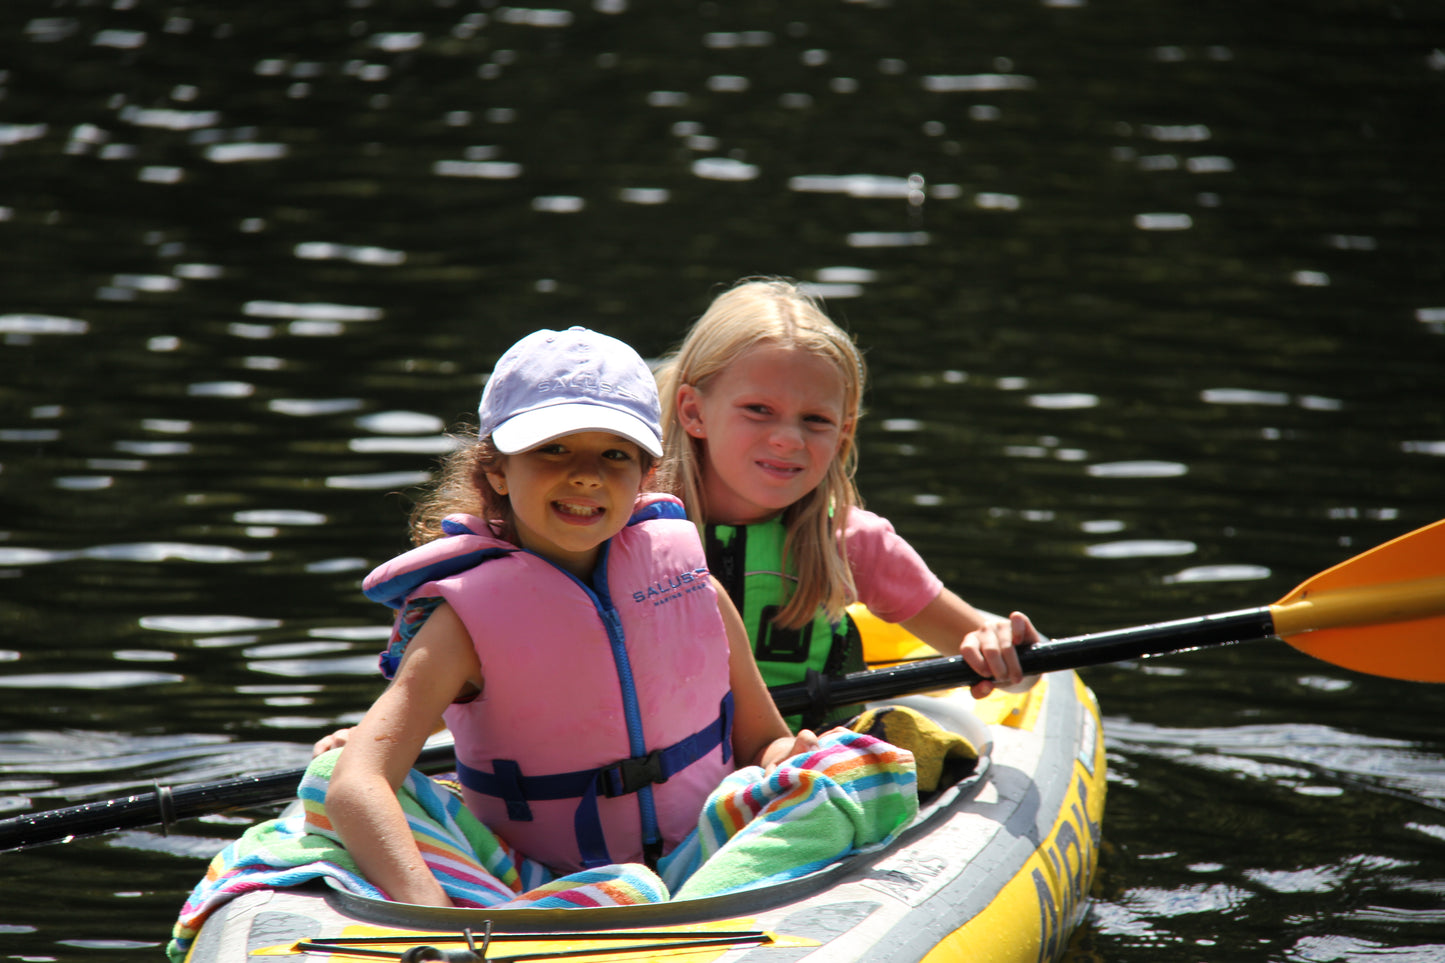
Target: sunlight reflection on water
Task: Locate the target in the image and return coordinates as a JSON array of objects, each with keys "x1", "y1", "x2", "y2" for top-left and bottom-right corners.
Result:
[{"x1": 0, "y1": 1, "x2": 1442, "y2": 959}]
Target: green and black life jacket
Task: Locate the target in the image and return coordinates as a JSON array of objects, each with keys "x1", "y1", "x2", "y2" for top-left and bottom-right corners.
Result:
[{"x1": 705, "y1": 517, "x2": 865, "y2": 731}]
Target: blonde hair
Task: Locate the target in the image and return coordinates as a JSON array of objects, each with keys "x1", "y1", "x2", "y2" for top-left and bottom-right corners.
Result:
[
  {"x1": 656, "y1": 278, "x2": 866, "y2": 628},
  {"x1": 408, "y1": 433, "x2": 655, "y2": 547}
]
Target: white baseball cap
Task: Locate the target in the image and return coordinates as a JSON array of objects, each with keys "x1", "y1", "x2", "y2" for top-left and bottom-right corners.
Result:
[{"x1": 478, "y1": 326, "x2": 663, "y2": 457}]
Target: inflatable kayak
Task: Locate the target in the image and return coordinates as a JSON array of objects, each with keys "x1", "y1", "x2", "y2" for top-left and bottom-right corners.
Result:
[{"x1": 183, "y1": 612, "x2": 1106, "y2": 963}]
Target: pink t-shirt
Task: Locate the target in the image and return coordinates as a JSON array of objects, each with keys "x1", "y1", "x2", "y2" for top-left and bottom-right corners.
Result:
[{"x1": 841, "y1": 507, "x2": 944, "y2": 622}]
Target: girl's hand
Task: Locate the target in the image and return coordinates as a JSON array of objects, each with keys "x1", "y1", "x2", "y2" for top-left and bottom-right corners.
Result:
[
  {"x1": 902, "y1": 591, "x2": 1040, "y2": 698},
  {"x1": 312, "y1": 727, "x2": 353, "y2": 757},
  {"x1": 959, "y1": 611, "x2": 1039, "y2": 699},
  {"x1": 759, "y1": 729, "x2": 820, "y2": 772}
]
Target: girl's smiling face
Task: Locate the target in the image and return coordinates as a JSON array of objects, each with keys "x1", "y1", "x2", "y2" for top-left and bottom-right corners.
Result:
[
  {"x1": 676, "y1": 342, "x2": 851, "y2": 526},
  {"x1": 486, "y1": 431, "x2": 645, "y2": 578}
]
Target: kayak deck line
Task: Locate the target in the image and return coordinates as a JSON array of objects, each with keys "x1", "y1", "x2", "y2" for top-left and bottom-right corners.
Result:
[
  {"x1": 273, "y1": 922, "x2": 806, "y2": 962},
  {"x1": 296, "y1": 930, "x2": 775, "y2": 961},
  {"x1": 302, "y1": 929, "x2": 774, "y2": 945}
]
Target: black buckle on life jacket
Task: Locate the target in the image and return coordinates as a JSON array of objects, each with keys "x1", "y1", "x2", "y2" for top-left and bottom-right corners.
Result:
[{"x1": 600, "y1": 749, "x2": 668, "y2": 798}]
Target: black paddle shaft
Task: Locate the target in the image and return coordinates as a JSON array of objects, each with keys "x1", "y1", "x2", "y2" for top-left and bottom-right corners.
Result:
[
  {"x1": 769, "y1": 605, "x2": 1277, "y2": 715},
  {"x1": 0, "y1": 606, "x2": 1277, "y2": 852},
  {"x1": 0, "y1": 743, "x2": 457, "y2": 852}
]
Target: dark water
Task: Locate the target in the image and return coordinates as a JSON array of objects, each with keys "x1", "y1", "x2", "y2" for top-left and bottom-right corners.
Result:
[{"x1": 2, "y1": 1, "x2": 1444, "y2": 959}]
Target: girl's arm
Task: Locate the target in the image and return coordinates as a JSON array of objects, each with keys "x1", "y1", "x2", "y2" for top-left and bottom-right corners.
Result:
[
  {"x1": 326, "y1": 601, "x2": 483, "y2": 906},
  {"x1": 899, "y1": 589, "x2": 1040, "y2": 699},
  {"x1": 313, "y1": 718, "x2": 450, "y2": 757},
  {"x1": 716, "y1": 578, "x2": 819, "y2": 768}
]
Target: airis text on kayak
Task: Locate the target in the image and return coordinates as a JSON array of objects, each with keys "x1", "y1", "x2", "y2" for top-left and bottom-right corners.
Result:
[{"x1": 632, "y1": 567, "x2": 712, "y2": 607}]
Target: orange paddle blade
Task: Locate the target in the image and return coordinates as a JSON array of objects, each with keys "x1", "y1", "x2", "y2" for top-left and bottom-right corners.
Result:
[{"x1": 1270, "y1": 519, "x2": 1445, "y2": 682}]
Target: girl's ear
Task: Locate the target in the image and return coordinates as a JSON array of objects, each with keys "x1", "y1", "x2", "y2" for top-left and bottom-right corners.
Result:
[
  {"x1": 675, "y1": 384, "x2": 707, "y2": 438},
  {"x1": 833, "y1": 419, "x2": 856, "y2": 460},
  {"x1": 484, "y1": 469, "x2": 509, "y2": 497}
]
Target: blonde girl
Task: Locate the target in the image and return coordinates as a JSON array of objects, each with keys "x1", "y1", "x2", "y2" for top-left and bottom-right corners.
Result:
[{"x1": 656, "y1": 279, "x2": 1036, "y2": 728}]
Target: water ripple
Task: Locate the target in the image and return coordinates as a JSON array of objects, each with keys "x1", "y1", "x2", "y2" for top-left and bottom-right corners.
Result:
[
  {"x1": 1286, "y1": 936, "x2": 1445, "y2": 962},
  {"x1": 922, "y1": 73, "x2": 1037, "y2": 92},
  {"x1": 434, "y1": 159, "x2": 523, "y2": 179},
  {"x1": 325, "y1": 470, "x2": 432, "y2": 490},
  {"x1": 139, "y1": 615, "x2": 282, "y2": 634},
  {"x1": 0, "y1": 314, "x2": 88, "y2": 335},
  {"x1": 119, "y1": 106, "x2": 218, "y2": 130},
  {"x1": 241, "y1": 641, "x2": 352, "y2": 660},
  {"x1": 269, "y1": 398, "x2": 365, "y2": 417},
  {"x1": 1121, "y1": 881, "x2": 1249, "y2": 916},
  {"x1": 0, "y1": 671, "x2": 183, "y2": 689},
  {"x1": 847, "y1": 231, "x2": 930, "y2": 248},
  {"x1": 692, "y1": 158, "x2": 759, "y2": 181},
  {"x1": 1087, "y1": 460, "x2": 1189, "y2": 478},
  {"x1": 0, "y1": 543, "x2": 270, "y2": 565},
  {"x1": 790, "y1": 174, "x2": 916, "y2": 198},
  {"x1": 233, "y1": 510, "x2": 326, "y2": 526},
  {"x1": 295, "y1": 242, "x2": 406, "y2": 266},
  {"x1": 204, "y1": 142, "x2": 289, "y2": 163},
  {"x1": 85, "y1": 543, "x2": 270, "y2": 563},
  {"x1": 350, "y1": 436, "x2": 456, "y2": 454},
  {"x1": 1028, "y1": 393, "x2": 1100, "y2": 409},
  {"x1": 243, "y1": 300, "x2": 383, "y2": 322},
  {"x1": 1108, "y1": 719, "x2": 1445, "y2": 804},
  {"x1": 1202, "y1": 388, "x2": 1291, "y2": 406},
  {"x1": 1134, "y1": 212, "x2": 1193, "y2": 230},
  {"x1": 1086, "y1": 540, "x2": 1196, "y2": 559},
  {"x1": 619, "y1": 187, "x2": 669, "y2": 205},
  {"x1": 1162, "y1": 564, "x2": 1272, "y2": 583},
  {"x1": 247, "y1": 654, "x2": 381, "y2": 678}
]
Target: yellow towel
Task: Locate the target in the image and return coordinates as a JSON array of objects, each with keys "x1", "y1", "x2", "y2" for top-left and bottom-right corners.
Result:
[{"x1": 847, "y1": 706, "x2": 978, "y2": 793}]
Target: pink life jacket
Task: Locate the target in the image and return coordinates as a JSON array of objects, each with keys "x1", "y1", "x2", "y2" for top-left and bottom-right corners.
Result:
[{"x1": 362, "y1": 493, "x2": 735, "y2": 873}]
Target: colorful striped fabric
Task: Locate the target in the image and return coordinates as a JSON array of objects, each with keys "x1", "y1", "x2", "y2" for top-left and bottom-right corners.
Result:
[
  {"x1": 167, "y1": 728, "x2": 916, "y2": 962},
  {"x1": 665, "y1": 728, "x2": 918, "y2": 897}
]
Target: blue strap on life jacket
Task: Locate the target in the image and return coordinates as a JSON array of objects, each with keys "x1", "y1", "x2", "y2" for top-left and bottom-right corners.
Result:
[
  {"x1": 627, "y1": 497, "x2": 688, "y2": 525},
  {"x1": 363, "y1": 518, "x2": 518, "y2": 610},
  {"x1": 365, "y1": 505, "x2": 681, "y2": 611},
  {"x1": 586, "y1": 539, "x2": 662, "y2": 851},
  {"x1": 454, "y1": 692, "x2": 734, "y2": 868}
]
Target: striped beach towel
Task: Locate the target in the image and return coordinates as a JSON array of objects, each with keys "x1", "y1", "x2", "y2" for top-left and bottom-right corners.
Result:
[
  {"x1": 167, "y1": 728, "x2": 916, "y2": 961},
  {"x1": 665, "y1": 728, "x2": 918, "y2": 897}
]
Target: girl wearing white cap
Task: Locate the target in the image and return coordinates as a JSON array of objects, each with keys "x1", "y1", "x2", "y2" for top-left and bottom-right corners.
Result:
[{"x1": 327, "y1": 327, "x2": 817, "y2": 904}]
